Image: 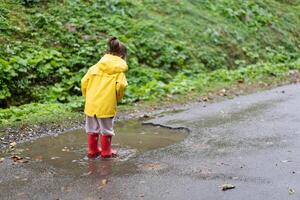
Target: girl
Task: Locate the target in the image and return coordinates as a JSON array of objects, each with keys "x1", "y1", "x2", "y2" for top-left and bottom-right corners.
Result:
[{"x1": 81, "y1": 37, "x2": 128, "y2": 158}]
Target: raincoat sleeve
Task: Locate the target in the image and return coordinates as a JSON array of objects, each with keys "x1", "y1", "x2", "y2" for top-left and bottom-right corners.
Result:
[
  {"x1": 81, "y1": 69, "x2": 91, "y2": 97},
  {"x1": 116, "y1": 72, "x2": 128, "y2": 102}
]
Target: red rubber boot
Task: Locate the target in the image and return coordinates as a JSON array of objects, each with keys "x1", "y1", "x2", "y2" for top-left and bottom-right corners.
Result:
[
  {"x1": 87, "y1": 133, "x2": 100, "y2": 158},
  {"x1": 100, "y1": 135, "x2": 117, "y2": 158}
]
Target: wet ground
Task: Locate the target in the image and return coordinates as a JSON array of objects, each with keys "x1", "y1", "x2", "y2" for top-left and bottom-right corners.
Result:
[
  {"x1": 1, "y1": 83, "x2": 300, "y2": 199},
  {"x1": 0, "y1": 120, "x2": 187, "y2": 200}
]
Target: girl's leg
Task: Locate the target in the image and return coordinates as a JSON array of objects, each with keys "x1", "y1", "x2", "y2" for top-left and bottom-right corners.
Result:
[
  {"x1": 98, "y1": 117, "x2": 117, "y2": 158},
  {"x1": 86, "y1": 115, "x2": 101, "y2": 158},
  {"x1": 87, "y1": 133, "x2": 100, "y2": 158}
]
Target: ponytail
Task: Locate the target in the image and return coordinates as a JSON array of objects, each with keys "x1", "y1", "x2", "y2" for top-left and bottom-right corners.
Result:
[{"x1": 107, "y1": 37, "x2": 127, "y2": 59}]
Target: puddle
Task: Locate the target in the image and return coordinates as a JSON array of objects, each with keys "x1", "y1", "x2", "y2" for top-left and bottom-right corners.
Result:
[{"x1": 0, "y1": 120, "x2": 187, "y2": 176}]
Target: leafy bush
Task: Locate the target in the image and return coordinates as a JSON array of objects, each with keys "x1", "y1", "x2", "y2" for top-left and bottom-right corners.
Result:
[
  {"x1": 2, "y1": 60, "x2": 299, "y2": 126},
  {"x1": 123, "y1": 60, "x2": 299, "y2": 103}
]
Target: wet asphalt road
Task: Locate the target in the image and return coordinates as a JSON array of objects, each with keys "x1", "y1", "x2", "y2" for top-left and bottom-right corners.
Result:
[{"x1": 1, "y1": 83, "x2": 300, "y2": 200}]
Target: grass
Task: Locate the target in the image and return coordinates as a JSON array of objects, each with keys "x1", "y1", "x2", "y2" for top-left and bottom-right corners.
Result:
[{"x1": 0, "y1": 103, "x2": 80, "y2": 128}]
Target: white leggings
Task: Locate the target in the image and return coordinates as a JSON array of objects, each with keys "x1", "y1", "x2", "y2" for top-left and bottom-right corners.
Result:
[{"x1": 85, "y1": 115, "x2": 114, "y2": 135}]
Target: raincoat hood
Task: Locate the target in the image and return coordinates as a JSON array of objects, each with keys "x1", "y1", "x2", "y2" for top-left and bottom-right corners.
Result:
[{"x1": 96, "y1": 54, "x2": 127, "y2": 75}]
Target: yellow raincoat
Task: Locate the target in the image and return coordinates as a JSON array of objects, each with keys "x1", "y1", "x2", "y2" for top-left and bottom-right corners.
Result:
[{"x1": 81, "y1": 54, "x2": 128, "y2": 118}]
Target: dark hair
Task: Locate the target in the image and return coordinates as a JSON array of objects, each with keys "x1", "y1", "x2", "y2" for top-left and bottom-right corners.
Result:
[{"x1": 107, "y1": 37, "x2": 127, "y2": 59}]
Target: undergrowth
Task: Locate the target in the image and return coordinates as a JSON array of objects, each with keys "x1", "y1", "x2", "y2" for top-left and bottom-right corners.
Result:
[{"x1": 1, "y1": 59, "x2": 299, "y2": 126}]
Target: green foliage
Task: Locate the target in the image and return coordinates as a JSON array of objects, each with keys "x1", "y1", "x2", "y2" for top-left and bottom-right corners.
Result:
[
  {"x1": 2, "y1": 60, "x2": 299, "y2": 126},
  {"x1": 216, "y1": 0, "x2": 276, "y2": 27},
  {"x1": 0, "y1": 49, "x2": 70, "y2": 106},
  {"x1": 0, "y1": 0, "x2": 299, "y2": 109},
  {"x1": 123, "y1": 60, "x2": 299, "y2": 103}
]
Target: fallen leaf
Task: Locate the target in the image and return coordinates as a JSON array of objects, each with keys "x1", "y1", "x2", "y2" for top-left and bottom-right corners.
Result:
[
  {"x1": 219, "y1": 89, "x2": 227, "y2": 96},
  {"x1": 62, "y1": 147, "x2": 70, "y2": 152},
  {"x1": 288, "y1": 188, "x2": 295, "y2": 195},
  {"x1": 10, "y1": 155, "x2": 30, "y2": 164},
  {"x1": 19, "y1": 160, "x2": 29, "y2": 163},
  {"x1": 281, "y1": 160, "x2": 292, "y2": 163},
  {"x1": 201, "y1": 96, "x2": 209, "y2": 102},
  {"x1": 16, "y1": 192, "x2": 29, "y2": 198},
  {"x1": 221, "y1": 184, "x2": 235, "y2": 191},
  {"x1": 101, "y1": 179, "x2": 108, "y2": 185},
  {"x1": 98, "y1": 179, "x2": 108, "y2": 189},
  {"x1": 139, "y1": 193, "x2": 145, "y2": 197},
  {"x1": 11, "y1": 155, "x2": 23, "y2": 162},
  {"x1": 9, "y1": 142, "x2": 17, "y2": 149},
  {"x1": 0, "y1": 158, "x2": 4, "y2": 163},
  {"x1": 81, "y1": 171, "x2": 92, "y2": 177}
]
